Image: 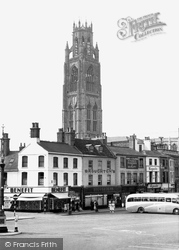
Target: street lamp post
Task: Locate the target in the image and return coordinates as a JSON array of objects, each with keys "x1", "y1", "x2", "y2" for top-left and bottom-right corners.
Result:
[
  {"x1": 0, "y1": 157, "x2": 8, "y2": 232},
  {"x1": 13, "y1": 194, "x2": 19, "y2": 232}
]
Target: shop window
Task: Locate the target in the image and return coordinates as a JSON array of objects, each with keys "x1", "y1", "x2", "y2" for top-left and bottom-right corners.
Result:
[
  {"x1": 53, "y1": 157, "x2": 58, "y2": 168},
  {"x1": 63, "y1": 158, "x2": 68, "y2": 168},
  {"x1": 22, "y1": 172, "x2": 27, "y2": 185},
  {"x1": 22, "y1": 156, "x2": 28, "y2": 168},
  {"x1": 149, "y1": 172, "x2": 153, "y2": 182},
  {"x1": 38, "y1": 156, "x2": 44, "y2": 167},
  {"x1": 73, "y1": 173, "x2": 78, "y2": 186},
  {"x1": 64, "y1": 173, "x2": 68, "y2": 186},
  {"x1": 38, "y1": 172, "x2": 44, "y2": 186}
]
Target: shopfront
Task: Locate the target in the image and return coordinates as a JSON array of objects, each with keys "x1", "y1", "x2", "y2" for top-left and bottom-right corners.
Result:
[
  {"x1": 4, "y1": 186, "x2": 71, "y2": 212},
  {"x1": 147, "y1": 183, "x2": 162, "y2": 193},
  {"x1": 83, "y1": 186, "x2": 122, "y2": 208}
]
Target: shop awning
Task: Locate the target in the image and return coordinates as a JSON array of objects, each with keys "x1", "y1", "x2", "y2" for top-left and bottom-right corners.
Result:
[
  {"x1": 51, "y1": 193, "x2": 70, "y2": 199},
  {"x1": 17, "y1": 193, "x2": 45, "y2": 201},
  {"x1": 4, "y1": 193, "x2": 18, "y2": 201}
]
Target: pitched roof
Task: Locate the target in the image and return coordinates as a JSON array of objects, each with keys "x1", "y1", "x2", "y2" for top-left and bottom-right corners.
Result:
[
  {"x1": 107, "y1": 136, "x2": 129, "y2": 143},
  {"x1": 39, "y1": 140, "x2": 82, "y2": 155},
  {"x1": 143, "y1": 150, "x2": 168, "y2": 157},
  {"x1": 109, "y1": 146, "x2": 145, "y2": 157},
  {"x1": 4, "y1": 151, "x2": 19, "y2": 172},
  {"x1": 74, "y1": 139, "x2": 115, "y2": 158}
]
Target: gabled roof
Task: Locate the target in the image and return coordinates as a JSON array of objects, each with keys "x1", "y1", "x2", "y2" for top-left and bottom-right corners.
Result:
[
  {"x1": 39, "y1": 140, "x2": 82, "y2": 155},
  {"x1": 74, "y1": 139, "x2": 115, "y2": 158},
  {"x1": 109, "y1": 146, "x2": 145, "y2": 157},
  {"x1": 4, "y1": 151, "x2": 19, "y2": 172}
]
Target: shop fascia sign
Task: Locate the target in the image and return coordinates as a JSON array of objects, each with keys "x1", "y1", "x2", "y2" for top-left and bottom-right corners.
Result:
[
  {"x1": 148, "y1": 166, "x2": 159, "y2": 170},
  {"x1": 147, "y1": 183, "x2": 162, "y2": 188}
]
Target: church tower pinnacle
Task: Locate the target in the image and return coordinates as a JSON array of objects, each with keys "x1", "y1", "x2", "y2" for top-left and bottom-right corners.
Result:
[{"x1": 62, "y1": 21, "x2": 102, "y2": 139}]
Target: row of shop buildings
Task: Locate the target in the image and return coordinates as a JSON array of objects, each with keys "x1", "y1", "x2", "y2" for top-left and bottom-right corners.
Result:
[{"x1": 1, "y1": 123, "x2": 179, "y2": 212}]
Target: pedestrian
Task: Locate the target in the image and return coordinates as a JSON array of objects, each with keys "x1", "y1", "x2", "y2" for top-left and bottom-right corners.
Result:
[
  {"x1": 93, "y1": 200, "x2": 98, "y2": 212},
  {"x1": 90, "y1": 200, "x2": 94, "y2": 210},
  {"x1": 111, "y1": 201, "x2": 115, "y2": 213},
  {"x1": 108, "y1": 201, "x2": 112, "y2": 213},
  {"x1": 95, "y1": 200, "x2": 98, "y2": 212},
  {"x1": 64, "y1": 203, "x2": 67, "y2": 213}
]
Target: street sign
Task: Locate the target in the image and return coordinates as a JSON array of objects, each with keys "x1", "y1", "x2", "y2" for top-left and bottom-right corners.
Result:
[{"x1": 4, "y1": 197, "x2": 11, "y2": 209}]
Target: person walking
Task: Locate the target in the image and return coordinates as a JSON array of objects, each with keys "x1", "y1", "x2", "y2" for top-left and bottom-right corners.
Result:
[
  {"x1": 111, "y1": 201, "x2": 115, "y2": 213},
  {"x1": 108, "y1": 201, "x2": 111, "y2": 213},
  {"x1": 93, "y1": 200, "x2": 98, "y2": 212}
]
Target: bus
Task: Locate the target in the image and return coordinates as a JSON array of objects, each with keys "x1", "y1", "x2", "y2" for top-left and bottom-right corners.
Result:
[{"x1": 126, "y1": 193, "x2": 179, "y2": 215}]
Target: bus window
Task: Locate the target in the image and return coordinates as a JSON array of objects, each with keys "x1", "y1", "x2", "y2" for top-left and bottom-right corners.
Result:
[
  {"x1": 142, "y1": 197, "x2": 149, "y2": 202},
  {"x1": 166, "y1": 198, "x2": 171, "y2": 202},
  {"x1": 134, "y1": 197, "x2": 141, "y2": 202},
  {"x1": 149, "y1": 197, "x2": 155, "y2": 201},
  {"x1": 153, "y1": 197, "x2": 158, "y2": 202},
  {"x1": 172, "y1": 198, "x2": 177, "y2": 203},
  {"x1": 127, "y1": 198, "x2": 133, "y2": 202},
  {"x1": 158, "y1": 197, "x2": 165, "y2": 202}
]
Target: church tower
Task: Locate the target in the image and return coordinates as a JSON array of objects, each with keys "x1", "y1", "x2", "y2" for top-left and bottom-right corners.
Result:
[{"x1": 62, "y1": 21, "x2": 102, "y2": 139}]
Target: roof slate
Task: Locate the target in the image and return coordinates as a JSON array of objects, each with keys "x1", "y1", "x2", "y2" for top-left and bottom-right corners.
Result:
[
  {"x1": 109, "y1": 146, "x2": 145, "y2": 157},
  {"x1": 39, "y1": 140, "x2": 82, "y2": 155},
  {"x1": 74, "y1": 139, "x2": 115, "y2": 158},
  {"x1": 4, "y1": 151, "x2": 19, "y2": 172}
]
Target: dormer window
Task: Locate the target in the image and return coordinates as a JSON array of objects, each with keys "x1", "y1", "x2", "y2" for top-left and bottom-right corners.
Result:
[
  {"x1": 95, "y1": 145, "x2": 103, "y2": 153},
  {"x1": 86, "y1": 144, "x2": 94, "y2": 152}
]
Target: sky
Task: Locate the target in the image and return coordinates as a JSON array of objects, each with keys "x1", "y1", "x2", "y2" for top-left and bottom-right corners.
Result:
[{"x1": 0, "y1": 0, "x2": 179, "y2": 150}]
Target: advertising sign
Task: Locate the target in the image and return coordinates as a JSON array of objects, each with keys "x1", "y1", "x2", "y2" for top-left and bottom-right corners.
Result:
[{"x1": 126, "y1": 158, "x2": 138, "y2": 169}]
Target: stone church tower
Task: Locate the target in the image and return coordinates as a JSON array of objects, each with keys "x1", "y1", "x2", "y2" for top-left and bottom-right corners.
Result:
[{"x1": 62, "y1": 21, "x2": 102, "y2": 139}]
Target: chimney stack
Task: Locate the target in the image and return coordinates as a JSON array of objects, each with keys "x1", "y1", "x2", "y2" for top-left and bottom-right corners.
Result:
[
  {"x1": 30, "y1": 123, "x2": 40, "y2": 142},
  {"x1": 64, "y1": 128, "x2": 75, "y2": 146},
  {"x1": 19, "y1": 143, "x2": 26, "y2": 151},
  {"x1": 1, "y1": 133, "x2": 10, "y2": 156},
  {"x1": 57, "y1": 128, "x2": 65, "y2": 143}
]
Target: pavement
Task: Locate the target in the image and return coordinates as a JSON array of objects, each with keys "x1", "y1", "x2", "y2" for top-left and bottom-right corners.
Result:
[{"x1": 5, "y1": 206, "x2": 126, "y2": 220}]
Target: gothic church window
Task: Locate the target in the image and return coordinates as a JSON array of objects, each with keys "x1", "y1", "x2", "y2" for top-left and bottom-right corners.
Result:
[
  {"x1": 86, "y1": 65, "x2": 94, "y2": 92},
  {"x1": 87, "y1": 37, "x2": 90, "y2": 55},
  {"x1": 74, "y1": 37, "x2": 78, "y2": 56},
  {"x1": 69, "y1": 104, "x2": 73, "y2": 129},
  {"x1": 70, "y1": 66, "x2": 78, "y2": 92},
  {"x1": 93, "y1": 103, "x2": 97, "y2": 132},
  {"x1": 87, "y1": 103, "x2": 91, "y2": 131}
]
